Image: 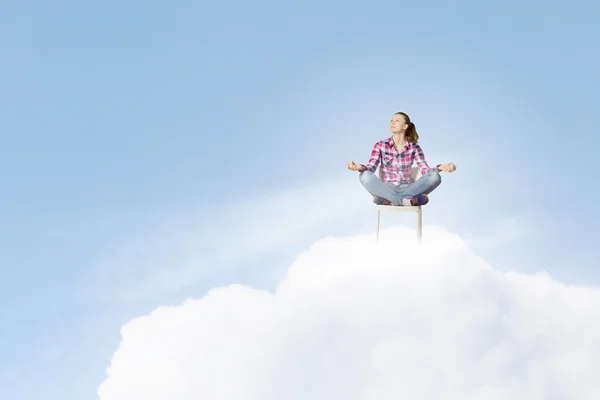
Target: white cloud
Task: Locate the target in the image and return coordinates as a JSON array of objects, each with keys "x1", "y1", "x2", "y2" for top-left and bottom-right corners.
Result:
[{"x1": 97, "y1": 225, "x2": 600, "y2": 400}]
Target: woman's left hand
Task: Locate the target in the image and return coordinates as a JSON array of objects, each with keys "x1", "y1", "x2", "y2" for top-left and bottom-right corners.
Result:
[{"x1": 439, "y1": 162, "x2": 457, "y2": 172}]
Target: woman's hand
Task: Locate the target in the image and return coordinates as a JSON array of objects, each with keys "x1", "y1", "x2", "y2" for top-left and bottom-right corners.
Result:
[
  {"x1": 439, "y1": 162, "x2": 457, "y2": 172},
  {"x1": 347, "y1": 161, "x2": 366, "y2": 171}
]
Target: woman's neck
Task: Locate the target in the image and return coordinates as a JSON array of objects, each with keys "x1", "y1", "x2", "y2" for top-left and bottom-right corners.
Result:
[{"x1": 392, "y1": 133, "x2": 406, "y2": 149}]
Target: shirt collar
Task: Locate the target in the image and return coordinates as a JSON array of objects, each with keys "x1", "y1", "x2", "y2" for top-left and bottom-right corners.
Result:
[{"x1": 387, "y1": 136, "x2": 411, "y2": 151}]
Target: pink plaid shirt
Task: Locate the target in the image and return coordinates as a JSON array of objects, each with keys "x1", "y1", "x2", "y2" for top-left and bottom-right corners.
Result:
[{"x1": 361, "y1": 137, "x2": 438, "y2": 185}]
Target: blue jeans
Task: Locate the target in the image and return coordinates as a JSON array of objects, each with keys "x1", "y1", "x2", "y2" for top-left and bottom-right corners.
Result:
[{"x1": 359, "y1": 169, "x2": 442, "y2": 205}]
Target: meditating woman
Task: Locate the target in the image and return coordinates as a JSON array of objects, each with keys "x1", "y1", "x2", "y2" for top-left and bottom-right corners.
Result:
[{"x1": 347, "y1": 111, "x2": 456, "y2": 206}]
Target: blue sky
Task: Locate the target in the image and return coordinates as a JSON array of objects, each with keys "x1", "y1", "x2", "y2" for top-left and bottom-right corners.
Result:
[{"x1": 1, "y1": 0, "x2": 598, "y2": 398}]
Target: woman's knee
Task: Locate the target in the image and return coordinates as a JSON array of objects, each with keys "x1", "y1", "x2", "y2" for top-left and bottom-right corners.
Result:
[
  {"x1": 421, "y1": 169, "x2": 441, "y2": 188},
  {"x1": 429, "y1": 169, "x2": 442, "y2": 185},
  {"x1": 359, "y1": 170, "x2": 375, "y2": 184}
]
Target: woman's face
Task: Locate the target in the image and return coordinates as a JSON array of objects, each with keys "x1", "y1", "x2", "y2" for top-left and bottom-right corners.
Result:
[{"x1": 390, "y1": 115, "x2": 407, "y2": 134}]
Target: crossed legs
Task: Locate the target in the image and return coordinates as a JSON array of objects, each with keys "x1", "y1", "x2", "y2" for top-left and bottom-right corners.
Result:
[{"x1": 359, "y1": 169, "x2": 442, "y2": 206}]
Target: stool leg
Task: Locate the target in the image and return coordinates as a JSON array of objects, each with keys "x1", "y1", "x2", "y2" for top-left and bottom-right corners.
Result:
[
  {"x1": 416, "y1": 207, "x2": 422, "y2": 243},
  {"x1": 376, "y1": 210, "x2": 380, "y2": 242}
]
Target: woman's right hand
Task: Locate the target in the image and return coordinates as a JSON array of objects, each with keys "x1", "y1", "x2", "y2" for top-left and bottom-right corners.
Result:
[{"x1": 347, "y1": 161, "x2": 365, "y2": 171}]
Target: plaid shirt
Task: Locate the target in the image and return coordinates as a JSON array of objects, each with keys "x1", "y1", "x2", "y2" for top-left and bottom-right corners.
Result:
[{"x1": 361, "y1": 137, "x2": 438, "y2": 185}]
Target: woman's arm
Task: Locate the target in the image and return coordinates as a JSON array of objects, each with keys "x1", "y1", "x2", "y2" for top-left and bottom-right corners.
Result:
[
  {"x1": 360, "y1": 142, "x2": 382, "y2": 172},
  {"x1": 414, "y1": 144, "x2": 457, "y2": 173},
  {"x1": 413, "y1": 144, "x2": 437, "y2": 175}
]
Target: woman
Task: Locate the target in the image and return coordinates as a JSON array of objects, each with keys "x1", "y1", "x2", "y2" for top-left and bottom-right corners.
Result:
[{"x1": 347, "y1": 112, "x2": 456, "y2": 206}]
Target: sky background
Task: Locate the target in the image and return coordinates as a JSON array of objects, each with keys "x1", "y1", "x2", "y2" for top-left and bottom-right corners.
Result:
[{"x1": 1, "y1": 0, "x2": 598, "y2": 398}]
